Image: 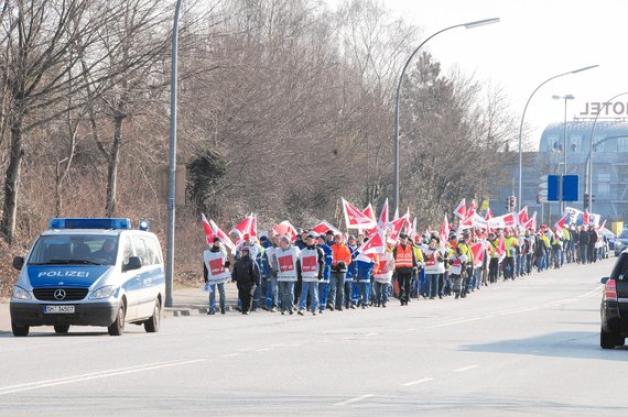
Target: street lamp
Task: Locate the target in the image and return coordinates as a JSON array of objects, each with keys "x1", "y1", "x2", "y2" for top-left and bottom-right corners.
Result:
[
  {"x1": 552, "y1": 93, "x2": 575, "y2": 214},
  {"x1": 165, "y1": 0, "x2": 183, "y2": 308},
  {"x1": 516, "y1": 65, "x2": 598, "y2": 212},
  {"x1": 393, "y1": 17, "x2": 500, "y2": 213},
  {"x1": 586, "y1": 91, "x2": 628, "y2": 212}
]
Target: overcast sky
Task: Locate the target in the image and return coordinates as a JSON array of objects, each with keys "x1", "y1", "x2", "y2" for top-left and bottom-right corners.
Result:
[{"x1": 328, "y1": 0, "x2": 628, "y2": 150}]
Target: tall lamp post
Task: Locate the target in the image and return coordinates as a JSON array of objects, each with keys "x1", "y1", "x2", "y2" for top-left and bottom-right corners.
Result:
[
  {"x1": 516, "y1": 65, "x2": 598, "y2": 211},
  {"x1": 165, "y1": 0, "x2": 183, "y2": 308},
  {"x1": 552, "y1": 93, "x2": 575, "y2": 214},
  {"x1": 586, "y1": 91, "x2": 628, "y2": 212},
  {"x1": 393, "y1": 17, "x2": 500, "y2": 213}
]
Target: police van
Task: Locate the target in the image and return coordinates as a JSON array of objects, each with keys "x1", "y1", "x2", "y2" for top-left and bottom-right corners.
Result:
[{"x1": 9, "y1": 218, "x2": 165, "y2": 337}]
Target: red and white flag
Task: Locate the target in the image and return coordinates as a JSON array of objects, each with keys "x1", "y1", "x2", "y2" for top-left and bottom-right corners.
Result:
[
  {"x1": 230, "y1": 216, "x2": 253, "y2": 242},
  {"x1": 358, "y1": 229, "x2": 386, "y2": 255},
  {"x1": 209, "y1": 219, "x2": 236, "y2": 253},
  {"x1": 517, "y1": 206, "x2": 529, "y2": 226},
  {"x1": 342, "y1": 198, "x2": 376, "y2": 229},
  {"x1": 484, "y1": 208, "x2": 493, "y2": 221},
  {"x1": 378, "y1": 198, "x2": 389, "y2": 226},
  {"x1": 453, "y1": 198, "x2": 467, "y2": 219},
  {"x1": 524, "y1": 211, "x2": 537, "y2": 231},
  {"x1": 470, "y1": 242, "x2": 485, "y2": 266},
  {"x1": 440, "y1": 215, "x2": 449, "y2": 242},
  {"x1": 249, "y1": 215, "x2": 257, "y2": 238},
  {"x1": 388, "y1": 216, "x2": 408, "y2": 244},
  {"x1": 200, "y1": 213, "x2": 214, "y2": 244},
  {"x1": 554, "y1": 213, "x2": 568, "y2": 231},
  {"x1": 311, "y1": 220, "x2": 340, "y2": 236},
  {"x1": 583, "y1": 209, "x2": 590, "y2": 226},
  {"x1": 272, "y1": 220, "x2": 298, "y2": 241},
  {"x1": 362, "y1": 203, "x2": 376, "y2": 222}
]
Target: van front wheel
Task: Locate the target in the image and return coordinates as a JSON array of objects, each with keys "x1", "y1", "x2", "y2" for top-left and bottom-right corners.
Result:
[
  {"x1": 108, "y1": 304, "x2": 126, "y2": 336},
  {"x1": 144, "y1": 299, "x2": 161, "y2": 333}
]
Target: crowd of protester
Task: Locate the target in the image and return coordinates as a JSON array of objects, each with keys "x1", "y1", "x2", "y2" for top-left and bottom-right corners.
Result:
[{"x1": 202, "y1": 221, "x2": 610, "y2": 316}]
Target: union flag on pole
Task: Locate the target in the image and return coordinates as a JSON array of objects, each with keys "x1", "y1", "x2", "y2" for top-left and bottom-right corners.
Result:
[
  {"x1": 440, "y1": 214, "x2": 449, "y2": 242},
  {"x1": 342, "y1": 198, "x2": 376, "y2": 229},
  {"x1": 209, "y1": 219, "x2": 236, "y2": 253},
  {"x1": 484, "y1": 208, "x2": 493, "y2": 221},
  {"x1": 554, "y1": 213, "x2": 568, "y2": 231},
  {"x1": 583, "y1": 209, "x2": 590, "y2": 226},
  {"x1": 387, "y1": 216, "x2": 408, "y2": 244},
  {"x1": 272, "y1": 220, "x2": 298, "y2": 241},
  {"x1": 470, "y1": 242, "x2": 485, "y2": 266},
  {"x1": 200, "y1": 214, "x2": 214, "y2": 244},
  {"x1": 358, "y1": 229, "x2": 386, "y2": 254},
  {"x1": 517, "y1": 206, "x2": 529, "y2": 226},
  {"x1": 230, "y1": 216, "x2": 253, "y2": 242},
  {"x1": 378, "y1": 198, "x2": 389, "y2": 226},
  {"x1": 362, "y1": 203, "x2": 376, "y2": 222},
  {"x1": 311, "y1": 220, "x2": 340, "y2": 236},
  {"x1": 453, "y1": 198, "x2": 467, "y2": 219}
]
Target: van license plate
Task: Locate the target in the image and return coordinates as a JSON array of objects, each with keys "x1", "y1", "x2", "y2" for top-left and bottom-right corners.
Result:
[{"x1": 44, "y1": 305, "x2": 75, "y2": 314}]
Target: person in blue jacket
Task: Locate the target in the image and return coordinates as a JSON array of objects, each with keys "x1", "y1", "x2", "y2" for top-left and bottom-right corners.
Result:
[
  {"x1": 344, "y1": 235, "x2": 359, "y2": 309},
  {"x1": 317, "y1": 233, "x2": 333, "y2": 314},
  {"x1": 354, "y1": 247, "x2": 376, "y2": 308}
]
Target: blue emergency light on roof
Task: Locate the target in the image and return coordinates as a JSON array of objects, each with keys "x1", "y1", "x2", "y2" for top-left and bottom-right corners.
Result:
[{"x1": 48, "y1": 218, "x2": 132, "y2": 230}]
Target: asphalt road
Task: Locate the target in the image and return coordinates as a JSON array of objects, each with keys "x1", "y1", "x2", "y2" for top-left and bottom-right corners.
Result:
[{"x1": 1, "y1": 258, "x2": 626, "y2": 417}]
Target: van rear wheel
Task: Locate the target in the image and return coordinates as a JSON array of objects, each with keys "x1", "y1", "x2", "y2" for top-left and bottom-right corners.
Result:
[
  {"x1": 601, "y1": 328, "x2": 618, "y2": 349},
  {"x1": 12, "y1": 323, "x2": 29, "y2": 337},
  {"x1": 108, "y1": 303, "x2": 126, "y2": 336},
  {"x1": 54, "y1": 324, "x2": 70, "y2": 334},
  {"x1": 144, "y1": 299, "x2": 161, "y2": 333}
]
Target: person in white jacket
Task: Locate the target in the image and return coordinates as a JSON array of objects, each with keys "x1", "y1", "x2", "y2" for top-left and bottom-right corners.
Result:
[
  {"x1": 422, "y1": 236, "x2": 446, "y2": 299},
  {"x1": 373, "y1": 245, "x2": 394, "y2": 307}
]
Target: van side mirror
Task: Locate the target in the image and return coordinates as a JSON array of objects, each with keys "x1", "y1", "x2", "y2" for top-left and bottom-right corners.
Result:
[
  {"x1": 600, "y1": 277, "x2": 610, "y2": 284},
  {"x1": 123, "y1": 256, "x2": 142, "y2": 272},
  {"x1": 12, "y1": 256, "x2": 24, "y2": 271}
]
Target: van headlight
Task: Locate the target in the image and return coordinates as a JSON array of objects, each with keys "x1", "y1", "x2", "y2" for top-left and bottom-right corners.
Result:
[
  {"x1": 89, "y1": 286, "x2": 117, "y2": 300},
  {"x1": 11, "y1": 286, "x2": 32, "y2": 300}
]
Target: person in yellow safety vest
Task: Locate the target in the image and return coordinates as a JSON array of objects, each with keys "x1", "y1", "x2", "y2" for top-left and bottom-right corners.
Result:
[
  {"x1": 487, "y1": 232, "x2": 500, "y2": 284},
  {"x1": 411, "y1": 236, "x2": 424, "y2": 299},
  {"x1": 503, "y1": 228, "x2": 519, "y2": 280},
  {"x1": 393, "y1": 233, "x2": 417, "y2": 306}
]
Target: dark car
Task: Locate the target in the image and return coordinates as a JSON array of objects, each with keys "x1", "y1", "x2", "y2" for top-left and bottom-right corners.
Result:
[
  {"x1": 614, "y1": 229, "x2": 628, "y2": 257},
  {"x1": 600, "y1": 250, "x2": 628, "y2": 348}
]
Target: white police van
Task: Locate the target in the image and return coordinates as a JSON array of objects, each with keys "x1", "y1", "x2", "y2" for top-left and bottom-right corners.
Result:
[{"x1": 9, "y1": 218, "x2": 165, "y2": 337}]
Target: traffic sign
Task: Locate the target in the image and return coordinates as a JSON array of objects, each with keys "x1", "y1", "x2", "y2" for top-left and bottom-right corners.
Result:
[{"x1": 562, "y1": 175, "x2": 579, "y2": 201}]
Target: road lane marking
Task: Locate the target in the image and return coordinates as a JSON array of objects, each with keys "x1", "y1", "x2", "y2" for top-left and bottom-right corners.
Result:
[
  {"x1": 453, "y1": 364, "x2": 479, "y2": 373},
  {"x1": 0, "y1": 358, "x2": 205, "y2": 396},
  {"x1": 401, "y1": 377, "x2": 433, "y2": 386},
  {"x1": 335, "y1": 394, "x2": 374, "y2": 406},
  {"x1": 221, "y1": 353, "x2": 240, "y2": 358}
]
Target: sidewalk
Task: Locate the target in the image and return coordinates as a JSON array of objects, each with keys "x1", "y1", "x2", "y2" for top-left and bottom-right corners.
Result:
[{"x1": 0, "y1": 283, "x2": 241, "y2": 331}]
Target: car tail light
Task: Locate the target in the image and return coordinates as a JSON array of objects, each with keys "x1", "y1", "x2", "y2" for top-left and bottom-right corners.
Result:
[{"x1": 605, "y1": 279, "x2": 617, "y2": 301}]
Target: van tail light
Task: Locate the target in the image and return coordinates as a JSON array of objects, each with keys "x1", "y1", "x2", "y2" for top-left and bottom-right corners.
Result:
[{"x1": 605, "y1": 279, "x2": 617, "y2": 301}]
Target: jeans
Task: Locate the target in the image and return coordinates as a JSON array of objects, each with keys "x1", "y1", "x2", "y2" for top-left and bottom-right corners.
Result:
[
  {"x1": 266, "y1": 276, "x2": 279, "y2": 309},
  {"x1": 318, "y1": 282, "x2": 329, "y2": 311},
  {"x1": 208, "y1": 282, "x2": 226, "y2": 313},
  {"x1": 427, "y1": 273, "x2": 441, "y2": 298},
  {"x1": 328, "y1": 271, "x2": 346, "y2": 309},
  {"x1": 357, "y1": 281, "x2": 370, "y2": 306},
  {"x1": 504, "y1": 257, "x2": 515, "y2": 279},
  {"x1": 344, "y1": 281, "x2": 355, "y2": 307},
  {"x1": 374, "y1": 282, "x2": 389, "y2": 305},
  {"x1": 278, "y1": 281, "x2": 295, "y2": 312},
  {"x1": 398, "y1": 271, "x2": 412, "y2": 303},
  {"x1": 299, "y1": 281, "x2": 319, "y2": 312},
  {"x1": 489, "y1": 258, "x2": 499, "y2": 283}
]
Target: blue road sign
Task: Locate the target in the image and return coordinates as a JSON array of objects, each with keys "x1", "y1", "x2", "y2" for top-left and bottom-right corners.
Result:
[
  {"x1": 547, "y1": 175, "x2": 560, "y2": 201},
  {"x1": 562, "y1": 175, "x2": 578, "y2": 201}
]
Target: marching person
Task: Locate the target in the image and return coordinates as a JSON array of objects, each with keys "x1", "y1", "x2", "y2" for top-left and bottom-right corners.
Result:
[
  {"x1": 423, "y1": 236, "x2": 445, "y2": 299},
  {"x1": 449, "y1": 244, "x2": 468, "y2": 299},
  {"x1": 503, "y1": 228, "x2": 519, "y2": 280},
  {"x1": 275, "y1": 235, "x2": 301, "y2": 315},
  {"x1": 374, "y1": 244, "x2": 394, "y2": 307},
  {"x1": 328, "y1": 233, "x2": 352, "y2": 311},
  {"x1": 393, "y1": 233, "x2": 417, "y2": 305},
  {"x1": 263, "y1": 234, "x2": 280, "y2": 312},
  {"x1": 411, "y1": 236, "x2": 425, "y2": 299},
  {"x1": 231, "y1": 245, "x2": 261, "y2": 315},
  {"x1": 317, "y1": 234, "x2": 332, "y2": 314},
  {"x1": 354, "y1": 240, "x2": 377, "y2": 308},
  {"x1": 345, "y1": 235, "x2": 359, "y2": 309},
  {"x1": 298, "y1": 232, "x2": 324, "y2": 316},
  {"x1": 487, "y1": 232, "x2": 500, "y2": 284},
  {"x1": 203, "y1": 237, "x2": 231, "y2": 315}
]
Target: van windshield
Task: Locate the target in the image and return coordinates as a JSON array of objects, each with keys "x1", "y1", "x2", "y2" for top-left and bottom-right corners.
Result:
[{"x1": 28, "y1": 235, "x2": 119, "y2": 266}]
